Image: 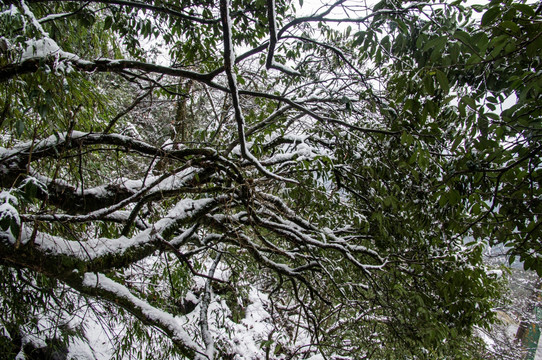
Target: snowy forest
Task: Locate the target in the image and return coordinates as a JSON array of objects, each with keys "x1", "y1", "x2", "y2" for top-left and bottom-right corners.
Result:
[{"x1": 0, "y1": 0, "x2": 541, "y2": 358}]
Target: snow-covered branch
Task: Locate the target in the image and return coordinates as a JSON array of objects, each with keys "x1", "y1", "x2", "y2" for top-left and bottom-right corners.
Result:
[
  {"x1": 80, "y1": 272, "x2": 203, "y2": 358},
  {"x1": 265, "y1": 0, "x2": 301, "y2": 76}
]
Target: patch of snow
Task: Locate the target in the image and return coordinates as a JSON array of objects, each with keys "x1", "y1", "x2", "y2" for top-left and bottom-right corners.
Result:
[
  {"x1": 155, "y1": 198, "x2": 216, "y2": 230},
  {"x1": 0, "y1": 5, "x2": 18, "y2": 18},
  {"x1": 28, "y1": 225, "x2": 152, "y2": 260},
  {"x1": 486, "y1": 269, "x2": 503, "y2": 277},
  {"x1": 21, "y1": 38, "x2": 59, "y2": 60},
  {"x1": 231, "y1": 141, "x2": 254, "y2": 156},
  {"x1": 21, "y1": 37, "x2": 80, "y2": 61},
  {"x1": 82, "y1": 273, "x2": 199, "y2": 350},
  {"x1": 0, "y1": 191, "x2": 20, "y2": 244},
  {"x1": 20, "y1": 0, "x2": 48, "y2": 37}
]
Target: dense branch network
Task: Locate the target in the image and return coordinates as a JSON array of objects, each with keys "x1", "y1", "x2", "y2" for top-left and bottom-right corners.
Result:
[{"x1": 0, "y1": 0, "x2": 523, "y2": 358}]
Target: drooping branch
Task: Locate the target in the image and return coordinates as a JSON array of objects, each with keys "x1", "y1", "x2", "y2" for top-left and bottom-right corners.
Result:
[
  {"x1": 0, "y1": 235, "x2": 204, "y2": 357},
  {"x1": 25, "y1": 0, "x2": 220, "y2": 24},
  {"x1": 0, "y1": 57, "x2": 216, "y2": 83},
  {"x1": 76, "y1": 272, "x2": 204, "y2": 358}
]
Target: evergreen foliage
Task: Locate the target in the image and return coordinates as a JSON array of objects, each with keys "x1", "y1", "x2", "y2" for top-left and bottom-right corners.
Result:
[{"x1": 0, "y1": 0, "x2": 540, "y2": 358}]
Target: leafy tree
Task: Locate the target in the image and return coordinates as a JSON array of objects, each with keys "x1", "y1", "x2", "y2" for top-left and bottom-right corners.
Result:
[{"x1": 0, "y1": 0, "x2": 538, "y2": 358}]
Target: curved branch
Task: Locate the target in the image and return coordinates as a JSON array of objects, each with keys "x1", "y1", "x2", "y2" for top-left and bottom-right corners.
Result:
[
  {"x1": 78, "y1": 272, "x2": 203, "y2": 358},
  {"x1": 26, "y1": 0, "x2": 219, "y2": 24},
  {"x1": 265, "y1": 0, "x2": 301, "y2": 76},
  {"x1": 0, "y1": 57, "x2": 215, "y2": 83},
  {"x1": 0, "y1": 131, "x2": 218, "y2": 164}
]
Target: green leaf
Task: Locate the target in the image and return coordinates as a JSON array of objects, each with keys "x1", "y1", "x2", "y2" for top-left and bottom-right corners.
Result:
[
  {"x1": 423, "y1": 74, "x2": 435, "y2": 95},
  {"x1": 401, "y1": 131, "x2": 414, "y2": 147},
  {"x1": 485, "y1": 112, "x2": 499, "y2": 121},
  {"x1": 526, "y1": 35, "x2": 542, "y2": 58},
  {"x1": 15, "y1": 120, "x2": 24, "y2": 136},
  {"x1": 375, "y1": 48, "x2": 382, "y2": 64},
  {"x1": 453, "y1": 30, "x2": 471, "y2": 44},
  {"x1": 416, "y1": 34, "x2": 427, "y2": 50},
  {"x1": 373, "y1": 0, "x2": 387, "y2": 11},
  {"x1": 481, "y1": 6, "x2": 501, "y2": 27},
  {"x1": 381, "y1": 35, "x2": 390, "y2": 52},
  {"x1": 44, "y1": 91, "x2": 53, "y2": 105},
  {"x1": 486, "y1": 96, "x2": 497, "y2": 103},
  {"x1": 423, "y1": 36, "x2": 447, "y2": 52},
  {"x1": 435, "y1": 70, "x2": 450, "y2": 94},
  {"x1": 448, "y1": 189, "x2": 460, "y2": 206},
  {"x1": 450, "y1": 135, "x2": 462, "y2": 152},
  {"x1": 438, "y1": 193, "x2": 448, "y2": 207},
  {"x1": 10, "y1": 217, "x2": 20, "y2": 239},
  {"x1": 512, "y1": 3, "x2": 535, "y2": 17},
  {"x1": 461, "y1": 95, "x2": 477, "y2": 110},
  {"x1": 37, "y1": 104, "x2": 48, "y2": 119},
  {"x1": 104, "y1": 16, "x2": 113, "y2": 30},
  {"x1": 393, "y1": 19, "x2": 408, "y2": 34},
  {"x1": 353, "y1": 31, "x2": 366, "y2": 47},
  {"x1": 499, "y1": 21, "x2": 520, "y2": 33}
]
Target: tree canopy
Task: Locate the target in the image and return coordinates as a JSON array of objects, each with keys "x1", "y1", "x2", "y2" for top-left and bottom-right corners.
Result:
[{"x1": 0, "y1": 0, "x2": 540, "y2": 358}]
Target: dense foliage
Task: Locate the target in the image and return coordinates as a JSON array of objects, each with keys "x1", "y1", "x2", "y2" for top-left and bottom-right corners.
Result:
[{"x1": 0, "y1": 0, "x2": 540, "y2": 358}]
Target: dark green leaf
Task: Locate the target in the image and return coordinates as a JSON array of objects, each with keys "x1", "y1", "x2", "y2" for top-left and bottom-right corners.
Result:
[
  {"x1": 461, "y1": 95, "x2": 477, "y2": 110},
  {"x1": 435, "y1": 70, "x2": 450, "y2": 94},
  {"x1": 453, "y1": 30, "x2": 471, "y2": 44},
  {"x1": 423, "y1": 36, "x2": 447, "y2": 51},
  {"x1": 481, "y1": 6, "x2": 501, "y2": 27},
  {"x1": 423, "y1": 74, "x2": 435, "y2": 95},
  {"x1": 104, "y1": 16, "x2": 113, "y2": 30},
  {"x1": 512, "y1": 3, "x2": 535, "y2": 17},
  {"x1": 15, "y1": 120, "x2": 24, "y2": 136}
]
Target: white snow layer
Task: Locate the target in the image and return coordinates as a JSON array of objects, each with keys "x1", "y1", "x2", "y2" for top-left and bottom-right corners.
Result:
[
  {"x1": 83, "y1": 272, "x2": 198, "y2": 350},
  {"x1": 21, "y1": 37, "x2": 79, "y2": 61}
]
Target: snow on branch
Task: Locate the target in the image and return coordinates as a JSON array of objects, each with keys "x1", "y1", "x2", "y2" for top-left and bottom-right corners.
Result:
[
  {"x1": 0, "y1": 132, "x2": 225, "y2": 214},
  {"x1": 24, "y1": 168, "x2": 202, "y2": 224},
  {"x1": 0, "y1": 55, "x2": 217, "y2": 83},
  {"x1": 0, "y1": 196, "x2": 224, "y2": 277},
  {"x1": 81, "y1": 272, "x2": 203, "y2": 358},
  {"x1": 251, "y1": 210, "x2": 385, "y2": 267},
  {"x1": 199, "y1": 252, "x2": 221, "y2": 360},
  {"x1": 0, "y1": 131, "x2": 217, "y2": 163},
  {"x1": 265, "y1": 0, "x2": 301, "y2": 77},
  {"x1": 18, "y1": 0, "x2": 49, "y2": 37},
  {"x1": 219, "y1": 0, "x2": 298, "y2": 184}
]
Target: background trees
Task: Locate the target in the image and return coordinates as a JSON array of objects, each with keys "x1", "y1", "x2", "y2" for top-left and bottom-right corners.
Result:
[{"x1": 0, "y1": 0, "x2": 539, "y2": 358}]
